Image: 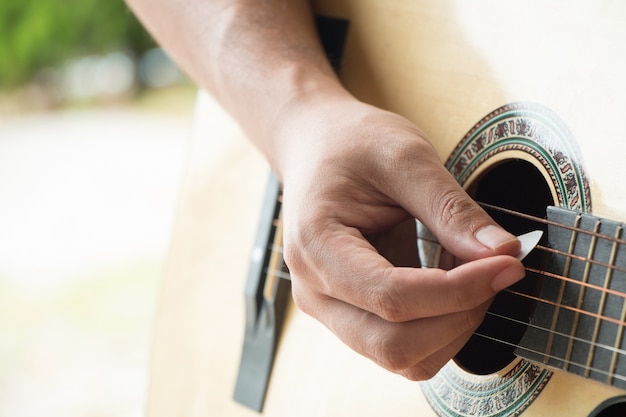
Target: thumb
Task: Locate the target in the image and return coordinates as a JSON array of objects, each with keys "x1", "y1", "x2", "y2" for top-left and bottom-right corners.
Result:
[
  {"x1": 417, "y1": 174, "x2": 520, "y2": 261},
  {"x1": 380, "y1": 144, "x2": 520, "y2": 261},
  {"x1": 363, "y1": 114, "x2": 520, "y2": 261}
]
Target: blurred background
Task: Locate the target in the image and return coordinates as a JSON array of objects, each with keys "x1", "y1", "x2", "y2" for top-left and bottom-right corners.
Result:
[{"x1": 1, "y1": 1, "x2": 196, "y2": 416}]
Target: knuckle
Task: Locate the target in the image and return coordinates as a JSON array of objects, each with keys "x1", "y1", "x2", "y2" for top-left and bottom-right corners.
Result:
[
  {"x1": 436, "y1": 189, "x2": 479, "y2": 228},
  {"x1": 289, "y1": 280, "x2": 309, "y2": 313},
  {"x1": 368, "y1": 331, "x2": 413, "y2": 372},
  {"x1": 281, "y1": 207, "x2": 329, "y2": 275},
  {"x1": 370, "y1": 289, "x2": 403, "y2": 323},
  {"x1": 281, "y1": 242, "x2": 302, "y2": 275},
  {"x1": 381, "y1": 137, "x2": 431, "y2": 172},
  {"x1": 281, "y1": 220, "x2": 321, "y2": 278},
  {"x1": 289, "y1": 275, "x2": 328, "y2": 320},
  {"x1": 367, "y1": 129, "x2": 435, "y2": 188},
  {"x1": 368, "y1": 270, "x2": 409, "y2": 322}
]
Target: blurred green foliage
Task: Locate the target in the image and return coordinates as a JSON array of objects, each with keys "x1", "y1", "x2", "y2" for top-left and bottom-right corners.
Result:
[{"x1": 0, "y1": 0, "x2": 155, "y2": 90}]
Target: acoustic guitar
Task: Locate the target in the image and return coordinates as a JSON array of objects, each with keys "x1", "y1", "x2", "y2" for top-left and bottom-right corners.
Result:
[{"x1": 146, "y1": 1, "x2": 626, "y2": 416}]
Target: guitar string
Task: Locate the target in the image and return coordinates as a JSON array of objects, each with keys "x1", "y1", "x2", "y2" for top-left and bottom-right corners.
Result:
[
  {"x1": 418, "y1": 236, "x2": 626, "y2": 277},
  {"x1": 265, "y1": 245, "x2": 626, "y2": 325},
  {"x1": 263, "y1": 258, "x2": 626, "y2": 378},
  {"x1": 262, "y1": 262, "x2": 626, "y2": 379},
  {"x1": 473, "y1": 331, "x2": 626, "y2": 383},
  {"x1": 484, "y1": 310, "x2": 626, "y2": 357},
  {"x1": 271, "y1": 243, "x2": 626, "y2": 299},
  {"x1": 266, "y1": 262, "x2": 626, "y2": 328},
  {"x1": 533, "y1": 244, "x2": 626, "y2": 276},
  {"x1": 274, "y1": 214, "x2": 626, "y2": 276},
  {"x1": 269, "y1": 239, "x2": 626, "y2": 305},
  {"x1": 266, "y1": 262, "x2": 626, "y2": 327},
  {"x1": 418, "y1": 229, "x2": 626, "y2": 278},
  {"x1": 271, "y1": 202, "x2": 626, "y2": 246},
  {"x1": 524, "y1": 265, "x2": 626, "y2": 299},
  {"x1": 478, "y1": 202, "x2": 626, "y2": 246},
  {"x1": 267, "y1": 203, "x2": 626, "y2": 345},
  {"x1": 505, "y1": 288, "x2": 626, "y2": 327},
  {"x1": 265, "y1": 202, "x2": 626, "y2": 379},
  {"x1": 274, "y1": 191, "x2": 622, "y2": 242}
]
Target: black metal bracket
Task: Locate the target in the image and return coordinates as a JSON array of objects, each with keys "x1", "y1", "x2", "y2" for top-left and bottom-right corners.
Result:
[{"x1": 233, "y1": 173, "x2": 291, "y2": 411}]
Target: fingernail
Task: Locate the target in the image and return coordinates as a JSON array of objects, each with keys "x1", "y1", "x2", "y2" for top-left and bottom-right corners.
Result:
[
  {"x1": 491, "y1": 263, "x2": 526, "y2": 292},
  {"x1": 475, "y1": 225, "x2": 517, "y2": 250}
]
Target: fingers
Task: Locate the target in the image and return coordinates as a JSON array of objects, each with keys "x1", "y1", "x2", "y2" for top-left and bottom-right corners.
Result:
[
  {"x1": 292, "y1": 275, "x2": 492, "y2": 378},
  {"x1": 285, "y1": 220, "x2": 524, "y2": 378},
  {"x1": 287, "y1": 223, "x2": 525, "y2": 323},
  {"x1": 276, "y1": 103, "x2": 527, "y2": 380},
  {"x1": 286, "y1": 223, "x2": 524, "y2": 377}
]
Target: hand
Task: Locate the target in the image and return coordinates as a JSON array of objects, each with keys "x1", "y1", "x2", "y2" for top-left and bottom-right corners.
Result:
[
  {"x1": 276, "y1": 95, "x2": 525, "y2": 380},
  {"x1": 124, "y1": 0, "x2": 525, "y2": 382}
]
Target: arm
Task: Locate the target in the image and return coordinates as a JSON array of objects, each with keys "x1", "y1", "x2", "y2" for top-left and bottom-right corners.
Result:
[
  {"x1": 125, "y1": 0, "x2": 340, "y2": 172},
  {"x1": 126, "y1": 0, "x2": 524, "y2": 380}
]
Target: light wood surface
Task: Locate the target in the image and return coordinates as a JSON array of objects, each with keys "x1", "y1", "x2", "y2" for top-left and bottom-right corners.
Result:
[{"x1": 146, "y1": 93, "x2": 268, "y2": 417}]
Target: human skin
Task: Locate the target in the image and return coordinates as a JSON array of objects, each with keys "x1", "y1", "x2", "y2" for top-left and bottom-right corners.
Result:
[{"x1": 125, "y1": 0, "x2": 524, "y2": 380}]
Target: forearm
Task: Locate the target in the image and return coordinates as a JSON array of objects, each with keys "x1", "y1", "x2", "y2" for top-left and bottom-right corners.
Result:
[{"x1": 125, "y1": 0, "x2": 349, "y2": 176}]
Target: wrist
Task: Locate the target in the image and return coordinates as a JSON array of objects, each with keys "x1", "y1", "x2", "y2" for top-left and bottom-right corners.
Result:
[{"x1": 249, "y1": 63, "x2": 355, "y2": 180}]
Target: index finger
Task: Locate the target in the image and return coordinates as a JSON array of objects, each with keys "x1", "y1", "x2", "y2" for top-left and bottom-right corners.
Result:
[{"x1": 313, "y1": 227, "x2": 525, "y2": 323}]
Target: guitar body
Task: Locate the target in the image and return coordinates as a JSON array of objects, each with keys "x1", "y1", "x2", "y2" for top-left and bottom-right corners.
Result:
[{"x1": 147, "y1": 1, "x2": 626, "y2": 416}]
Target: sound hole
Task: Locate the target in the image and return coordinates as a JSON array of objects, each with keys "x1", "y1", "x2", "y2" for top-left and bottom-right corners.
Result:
[
  {"x1": 455, "y1": 159, "x2": 553, "y2": 374},
  {"x1": 588, "y1": 396, "x2": 626, "y2": 417}
]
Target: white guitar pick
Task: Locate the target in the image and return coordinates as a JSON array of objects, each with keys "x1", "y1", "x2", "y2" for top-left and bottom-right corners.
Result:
[{"x1": 516, "y1": 230, "x2": 543, "y2": 261}]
